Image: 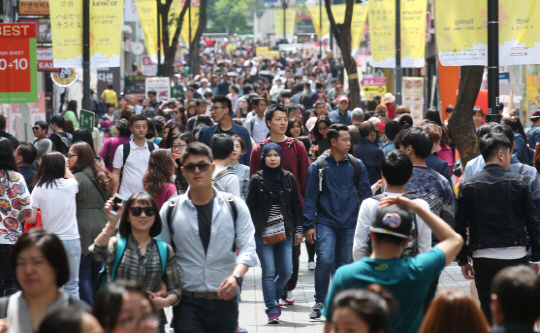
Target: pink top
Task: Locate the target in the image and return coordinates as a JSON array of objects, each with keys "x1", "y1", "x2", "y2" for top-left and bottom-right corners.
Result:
[
  {"x1": 155, "y1": 183, "x2": 177, "y2": 210},
  {"x1": 98, "y1": 136, "x2": 132, "y2": 172},
  {"x1": 437, "y1": 144, "x2": 454, "y2": 175}
]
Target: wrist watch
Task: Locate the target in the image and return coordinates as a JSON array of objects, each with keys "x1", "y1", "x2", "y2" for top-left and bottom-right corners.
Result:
[{"x1": 233, "y1": 274, "x2": 243, "y2": 287}]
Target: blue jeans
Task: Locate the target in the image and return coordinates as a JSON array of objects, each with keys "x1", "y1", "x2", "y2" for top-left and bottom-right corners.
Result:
[
  {"x1": 79, "y1": 253, "x2": 102, "y2": 305},
  {"x1": 314, "y1": 224, "x2": 354, "y2": 303},
  {"x1": 61, "y1": 239, "x2": 81, "y2": 299},
  {"x1": 172, "y1": 295, "x2": 238, "y2": 333},
  {"x1": 255, "y1": 233, "x2": 293, "y2": 315}
]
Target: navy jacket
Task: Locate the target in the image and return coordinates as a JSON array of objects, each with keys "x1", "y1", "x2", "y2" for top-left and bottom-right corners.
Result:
[
  {"x1": 353, "y1": 137, "x2": 384, "y2": 187},
  {"x1": 303, "y1": 154, "x2": 372, "y2": 230},
  {"x1": 199, "y1": 122, "x2": 252, "y2": 166},
  {"x1": 426, "y1": 154, "x2": 453, "y2": 188},
  {"x1": 456, "y1": 164, "x2": 540, "y2": 265}
]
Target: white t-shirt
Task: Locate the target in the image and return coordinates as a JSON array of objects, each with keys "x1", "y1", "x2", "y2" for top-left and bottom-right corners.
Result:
[
  {"x1": 247, "y1": 115, "x2": 269, "y2": 144},
  {"x1": 31, "y1": 178, "x2": 79, "y2": 240},
  {"x1": 212, "y1": 166, "x2": 241, "y2": 197},
  {"x1": 352, "y1": 192, "x2": 432, "y2": 262},
  {"x1": 113, "y1": 140, "x2": 157, "y2": 199}
]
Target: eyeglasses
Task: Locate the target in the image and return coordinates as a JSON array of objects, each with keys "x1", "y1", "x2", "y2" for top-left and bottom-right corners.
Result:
[
  {"x1": 129, "y1": 206, "x2": 156, "y2": 217},
  {"x1": 32, "y1": 127, "x2": 40, "y2": 131},
  {"x1": 183, "y1": 162, "x2": 212, "y2": 173},
  {"x1": 171, "y1": 144, "x2": 187, "y2": 150},
  {"x1": 318, "y1": 126, "x2": 328, "y2": 131},
  {"x1": 67, "y1": 154, "x2": 77, "y2": 158},
  {"x1": 118, "y1": 313, "x2": 159, "y2": 331},
  {"x1": 211, "y1": 106, "x2": 227, "y2": 112}
]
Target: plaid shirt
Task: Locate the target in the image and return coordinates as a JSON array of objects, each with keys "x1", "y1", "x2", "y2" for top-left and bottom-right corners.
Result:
[{"x1": 92, "y1": 234, "x2": 182, "y2": 304}]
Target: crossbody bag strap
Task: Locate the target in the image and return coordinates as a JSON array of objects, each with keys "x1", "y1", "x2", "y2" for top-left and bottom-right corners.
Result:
[{"x1": 82, "y1": 171, "x2": 107, "y2": 202}]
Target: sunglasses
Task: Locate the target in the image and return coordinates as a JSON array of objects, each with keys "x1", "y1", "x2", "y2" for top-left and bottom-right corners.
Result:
[
  {"x1": 129, "y1": 206, "x2": 156, "y2": 217},
  {"x1": 183, "y1": 162, "x2": 211, "y2": 173},
  {"x1": 32, "y1": 127, "x2": 41, "y2": 131}
]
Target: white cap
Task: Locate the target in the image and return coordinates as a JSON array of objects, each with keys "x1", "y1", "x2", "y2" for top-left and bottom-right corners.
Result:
[{"x1": 368, "y1": 117, "x2": 380, "y2": 124}]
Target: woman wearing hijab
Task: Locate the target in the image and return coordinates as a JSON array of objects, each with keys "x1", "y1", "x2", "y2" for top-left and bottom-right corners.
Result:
[{"x1": 246, "y1": 143, "x2": 303, "y2": 324}]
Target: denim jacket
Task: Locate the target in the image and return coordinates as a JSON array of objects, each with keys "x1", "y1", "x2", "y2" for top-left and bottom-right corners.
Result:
[{"x1": 455, "y1": 164, "x2": 540, "y2": 265}]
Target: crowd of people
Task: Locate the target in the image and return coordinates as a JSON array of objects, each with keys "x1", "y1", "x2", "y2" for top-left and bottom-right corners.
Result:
[{"x1": 2, "y1": 45, "x2": 540, "y2": 333}]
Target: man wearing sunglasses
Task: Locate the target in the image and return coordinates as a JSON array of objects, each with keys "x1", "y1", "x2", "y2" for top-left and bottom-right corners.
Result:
[
  {"x1": 158, "y1": 142, "x2": 256, "y2": 333},
  {"x1": 32, "y1": 121, "x2": 52, "y2": 165}
]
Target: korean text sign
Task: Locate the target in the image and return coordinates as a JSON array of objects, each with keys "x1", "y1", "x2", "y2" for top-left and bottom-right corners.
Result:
[{"x1": 0, "y1": 23, "x2": 38, "y2": 103}]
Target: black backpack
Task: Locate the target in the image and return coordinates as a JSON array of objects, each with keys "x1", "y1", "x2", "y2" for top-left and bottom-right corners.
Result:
[
  {"x1": 365, "y1": 193, "x2": 420, "y2": 259},
  {"x1": 316, "y1": 152, "x2": 362, "y2": 193}
]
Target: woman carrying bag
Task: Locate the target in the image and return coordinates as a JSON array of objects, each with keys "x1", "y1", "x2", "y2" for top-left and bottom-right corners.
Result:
[{"x1": 246, "y1": 143, "x2": 303, "y2": 324}]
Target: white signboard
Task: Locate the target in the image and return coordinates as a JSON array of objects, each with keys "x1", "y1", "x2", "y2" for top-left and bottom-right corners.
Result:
[{"x1": 145, "y1": 77, "x2": 171, "y2": 102}]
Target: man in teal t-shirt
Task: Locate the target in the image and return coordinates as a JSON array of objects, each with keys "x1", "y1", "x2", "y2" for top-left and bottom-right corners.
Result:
[{"x1": 322, "y1": 196, "x2": 463, "y2": 333}]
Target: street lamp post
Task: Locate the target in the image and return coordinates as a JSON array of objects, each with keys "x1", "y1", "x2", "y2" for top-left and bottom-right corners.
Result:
[
  {"x1": 486, "y1": 0, "x2": 501, "y2": 123},
  {"x1": 82, "y1": 0, "x2": 91, "y2": 110},
  {"x1": 319, "y1": 0, "x2": 322, "y2": 58},
  {"x1": 394, "y1": 0, "x2": 402, "y2": 106}
]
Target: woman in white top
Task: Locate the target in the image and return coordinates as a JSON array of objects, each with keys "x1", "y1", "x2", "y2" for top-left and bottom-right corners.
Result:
[
  {"x1": 269, "y1": 77, "x2": 284, "y2": 102},
  {"x1": 28, "y1": 152, "x2": 80, "y2": 299}
]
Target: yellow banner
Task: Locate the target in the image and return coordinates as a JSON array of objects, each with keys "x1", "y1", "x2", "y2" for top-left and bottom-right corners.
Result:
[
  {"x1": 401, "y1": 0, "x2": 427, "y2": 68},
  {"x1": 136, "y1": 0, "x2": 159, "y2": 58},
  {"x1": 256, "y1": 46, "x2": 269, "y2": 56},
  {"x1": 90, "y1": 0, "x2": 124, "y2": 67},
  {"x1": 369, "y1": 0, "x2": 395, "y2": 68},
  {"x1": 308, "y1": 4, "x2": 367, "y2": 50},
  {"x1": 499, "y1": 0, "x2": 540, "y2": 65},
  {"x1": 527, "y1": 76, "x2": 540, "y2": 107},
  {"x1": 435, "y1": 0, "x2": 486, "y2": 66},
  {"x1": 50, "y1": 0, "x2": 84, "y2": 68},
  {"x1": 180, "y1": 6, "x2": 200, "y2": 44},
  {"x1": 274, "y1": 7, "x2": 296, "y2": 38}
]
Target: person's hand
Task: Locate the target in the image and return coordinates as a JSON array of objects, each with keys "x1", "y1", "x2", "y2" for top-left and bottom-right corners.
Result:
[
  {"x1": 378, "y1": 195, "x2": 419, "y2": 214},
  {"x1": 217, "y1": 275, "x2": 238, "y2": 300},
  {"x1": 0, "y1": 318, "x2": 7, "y2": 333},
  {"x1": 149, "y1": 296, "x2": 170, "y2": 310},
  {"x1": 305, "y1": 229, "x2": 316, "y2": 244},
  {"x1": 374, "y1": 179, "x2": 386, "y2": 190},
  {"x1": 531, "y1": 263, "x2": 540, "y2": 274},
  {"x1": 461, "y1": 263, "x2": 475, "y2": 280},
  {"x1": 294, "y1": 233, "x2": 303, "y2": 246},
  {"x1": 172, "y1": 153, "x2": 180, "y2": 160},
  {"x1": 153, "y1": 281, "x2": 167, "y2": 298},
  {"x1": 104, "y1": 198, "x2": 123, "y2": 227}
]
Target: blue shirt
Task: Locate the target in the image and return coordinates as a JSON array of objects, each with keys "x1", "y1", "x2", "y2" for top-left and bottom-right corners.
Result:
[
  {"x1": 426, "y1": 154, "x2": 453, "y2": 189},
  {"x1": 199, "y1": 122, "x2": 252, "y2": 166},
  {"x1": 381, "y1": 141, "x2": 395, "y2": 155},
  {"x1": 329, "y1": 109, "x2": 352, "y2": 126},
  {"x1": 322, "y1": 247, "x2": 446, "y2": 333}
]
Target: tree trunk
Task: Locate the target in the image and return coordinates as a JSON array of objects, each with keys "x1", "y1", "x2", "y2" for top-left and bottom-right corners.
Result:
[
  {"x1": 159, "y1": 0, "x2": 190, "y2": 78},
  {"x1": 447, "y1": 65, "x2": 484, "y2": 168},
  {"x1": 325, "y1": 0, "x2": 361, "y2": 109},
  {"x1": 188, "y1": 0, "x2": 207, "y2": 76}
]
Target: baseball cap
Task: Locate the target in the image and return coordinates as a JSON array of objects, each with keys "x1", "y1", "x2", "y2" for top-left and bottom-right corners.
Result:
[
  {"x1": 368, "y1": 117, "x2": 380, "y2": 124},
  {"x1": 337, "y1": 95, "x2": 349, "y2": 102},
  {"x1": 375, "y1": 122, "x2": 386, "y2": 131},
  {"x1": 530, "y1": 107, "x2": 540, "y2": 120},
  {"x1": 370, "y1": 205, "x2": 413, "y2": 239}
]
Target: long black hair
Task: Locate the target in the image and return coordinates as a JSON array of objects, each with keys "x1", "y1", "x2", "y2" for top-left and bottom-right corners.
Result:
[
  {"x1": 72, "y1": 128, "x2": 95, "y2": 153},
  {"x1": 33, "y1": 152, "x2": 66, "y2": 188},
  {"x1": 0, "y1": 138, "x2": 17, "y2": 172}
]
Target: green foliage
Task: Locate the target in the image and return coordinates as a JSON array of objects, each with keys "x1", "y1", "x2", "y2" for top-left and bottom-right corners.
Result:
[{"x1": 207, "y1": 0, "x2": 255, "y2": 34}]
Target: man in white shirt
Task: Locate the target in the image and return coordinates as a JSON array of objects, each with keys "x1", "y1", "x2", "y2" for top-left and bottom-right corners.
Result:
[
  {"x1": 210, "y1": 134, "x2": 241, "y2": 197},
  {"x1": 197, "y1": 78, "x2": 212, "y2": 96},
  {"x1": 112, "y1": 114, "x2": 157, "y2": 199},
  {"x1": 246, "y1": 97, "x2": 269, "y2": 143},
  {"x1": 353, "y1": 150, "x2": 432, "y2": 261},
  {"x1": 158, "y1": 142, "x2": 256, "y2": 333}
]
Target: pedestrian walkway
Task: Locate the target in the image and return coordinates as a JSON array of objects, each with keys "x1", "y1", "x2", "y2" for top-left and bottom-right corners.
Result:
[{"x1": 237, "y1": 247, "x2": 470, "y2": 333}]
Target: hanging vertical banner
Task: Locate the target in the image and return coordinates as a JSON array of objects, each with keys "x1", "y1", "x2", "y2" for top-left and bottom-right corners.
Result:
[
  {"x1": 307, "y1": 5, "x2": 329, "y2": 39},
  {"x1": 90, "y1": 1, "x2": 124, "y2": 68},
  {"x1": 180, "y1": 6, "x2": 200, "y2": 44},
  {"x1": 369, "y1": 0, "x2": 395, "y2": 68},
  {"x1": 435, "y1": 0, "x2": 486, "y2": 66},
  {"x1": 401, "y1": 0, "x2": 428, "y2": 68},
  {"x1": 274, "y1": 7, "x2": 297, "y2": 40},
  {"x1": 351, "y1": 4, "x2": 368, "y2": 51},
  {"x1": 526, "y1": 76, "x2": 540, "y2": 107},
  {"x1": 499, "y1": 0, "x2": 540, "y2": 66},
  {"x1": 135, "y1": 0, "x2": 158, "y2": 59},
  {"x1": 49, "y1": 0, "x2": 83, "y2": 68}
]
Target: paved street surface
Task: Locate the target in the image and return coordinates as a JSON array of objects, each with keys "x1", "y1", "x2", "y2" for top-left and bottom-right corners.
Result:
[{"x1": 237, "y1": 247, "x2": 470, "y2": 333}]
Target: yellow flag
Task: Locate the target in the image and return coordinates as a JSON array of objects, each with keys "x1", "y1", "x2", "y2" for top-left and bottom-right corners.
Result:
[
  {"x1": 90, "y1": 0, "x2": 124, "y2": 67},
  {"x1": 136, "y1": 0, "x2": 159, "y2": 58},
  {"x1": 369, "y1": 0, "x2": 395, "y2": 68},
  {"x1": 180, "y1": 6, "x2": 200, "y2": 44},
  {"x1": 50, "y1": 0, "x2": 84, "y2": 68},
  {"x1": 401, "y1": 0, "x2": 427, "y2": 68},
  {"x1": 307, "y1": 6, "x2": 328, "y2": 38},
  {"x1": 499, "y1": 0, "x2": 540, "y2": 65},
  {"x1": 274, "y1": 7, "x2": 296, "y2": 39},
  {"x1": 351, "y1": 4, "x2": 368, "y2": 50}
]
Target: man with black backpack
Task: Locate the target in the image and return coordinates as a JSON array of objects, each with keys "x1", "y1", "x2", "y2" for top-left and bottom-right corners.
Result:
[
  {"x1": 157, "y1": 142, "x2": 256, "y2": 333},
  {"x1": 303, "y1": 124, "x2": 372, "y2": 319},
  {"x1": 353, "y1": 150, "x2": 432, "y2": 261},
  {"x1": 49, "y1": 115, "x2": 72, "y2": 155},
  {"x1": 211, "y1": 134, "x2": 240, "y2": 197},
  {"x1": 112, "y1": 114, "x2": 157, "y2": 200}
]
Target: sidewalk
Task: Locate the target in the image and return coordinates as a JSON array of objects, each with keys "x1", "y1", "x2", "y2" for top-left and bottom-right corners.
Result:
[{"x1": 237, "y1": 247, "x2": 470, "y2": 333}]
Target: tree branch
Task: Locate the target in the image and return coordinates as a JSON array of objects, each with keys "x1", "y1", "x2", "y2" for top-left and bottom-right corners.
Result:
[
  {"x1": 343, "y1": 0, "x2": 353, "y2": 28},
  {"x1": 324, "y1": 0, "x2": 337, "y2": 32}
]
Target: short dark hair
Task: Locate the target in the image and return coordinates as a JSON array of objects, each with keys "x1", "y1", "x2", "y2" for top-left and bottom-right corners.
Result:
[
  {"x1": 129, "y1": 114, "x2": 149, "y2": 127},
  {"x1": 480, "y1": 133, "x2": 512, "y2": 161},
  {"x1": 381, "y1": 150, "x2": 413, "y2": 186},
  {"x1": 384, "y1": 121, "x2": 401, "y2": 141},
  {"x1": 50, "y1": 115, "x2": 65, "y2": 129},
  {"x1": 116, "y1": 118, "x2": 132, "y2": 137},
  {"x1": 11, "y1": 229, "x2": 69, "y2": 288},
  {"x1": 0, "y1": 115, "x2": 6, "y2": 130},
  {"x1": 119, "y1": 191, "x2": 162, "y2": 237},
  {"x1": 35, "y1": 120, "x2": 48, "y2": 130},
  {"x1": 181, "y1": 141, "x2": 213, "y2": 163},
  {"x1": 106, "y1": 103, "x2": 115, "y2": 109},
  {"x1": 265, "y1": 104, "x2": 289, "y2": 128},
  {"x1": 478, "y1": 122, "x2": 498, "y2": 138},
  {"x1": 490, "y1": 124, "x2": 514, "y2": 147},
  {"x1": 327, "y1": 124, "x2": 349, "y2": 143},
  {"x1": 297, "y1": 136, "x2": 312, "y2": 153},
  {"x1": 252, "y1": 97, "x2": 267, "y2": 107},
  {"x1": 400, "y1": 127, "x2": 432, "y2": 159},
  {"x1": 107, "y1": 83, "x2": 113, "y2": 89},
  {"x1": 492, "y1": 265, "x2": 540, "y2": 327},
  {"x1": 359, "y1": 122, "x2": 375, "y2": 138},
  {"x1": 38, "y1": 305, "x2": 85, "y2": 333},
  {"x1": 211, "y1": 95, "x2": 232, "y2": 116},
  {"x1": 16, "y1": 142, "x2": 37, "y2": 165},
  {"x1": 315, "y1": 82, "x2": 323, "y2": 90},
  {"x1": 211, "y1": 134, "x2": 234, "y2": 160},
  {"x1": 147, "y1": 90, "x2": 157, "y2": 96}
]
